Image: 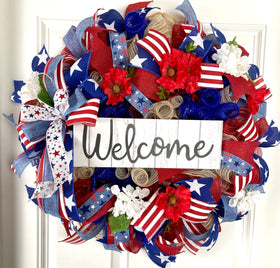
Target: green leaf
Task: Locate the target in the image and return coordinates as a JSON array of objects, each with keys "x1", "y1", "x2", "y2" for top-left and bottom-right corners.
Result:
[
  {"x1": 245, "y1": 72, "x2": 254, "y2": 84},
  {"x1": 184, "y1": 41, "x2": 197, "y2": 53},
  {"x1": 108, "y1": 213, "x2": 131, "y2": 234},
  {"x1": 125, "y1": 66, "x2": 136, "y2": 79},
  {"x1": 156, "y1": 86, "x2": 170, "y2": 100},
  {"x1": 228, "y1": 37, "x2": 238, "y2": 46},
  {"x1": 37, "y1": 75, "x2": 54, "y2": 107},
  {"x1": 164, "y1": 220, "x2": 173, "y2": 232}
]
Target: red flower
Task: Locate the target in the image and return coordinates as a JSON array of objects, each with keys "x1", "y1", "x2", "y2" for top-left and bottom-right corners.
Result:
[
  {"x1": 156, "y1": 185, "x2": 191, "y2": 223},
  {"x1": 157, "y1": 49, "x2": 202, "y2": 93},
  {"x1": 246, "y1": 88, "x2": 267, "y2": 114},
  {"x1": 101, "y1": 68, "x2": 132, "y2": 105}
]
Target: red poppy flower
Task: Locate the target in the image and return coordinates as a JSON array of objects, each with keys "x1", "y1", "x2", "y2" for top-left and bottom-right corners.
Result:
[
  {"x1": 246, "y1": 88, "x2": 267, "y2": 114},
  {"x1": 101, "y1": 68, "x2": 132, "y2": 105},
  {"x1": 156, "y1": 185, "x2": 191, "y2": 223},
  {"x1": 157, "y1": 49, "x2": 202, "y2": 93}
]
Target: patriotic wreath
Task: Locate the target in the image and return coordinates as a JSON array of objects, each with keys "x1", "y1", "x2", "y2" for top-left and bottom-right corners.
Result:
[{"x1": 6, "y1": 0, "x2": 280, "y2": 267}]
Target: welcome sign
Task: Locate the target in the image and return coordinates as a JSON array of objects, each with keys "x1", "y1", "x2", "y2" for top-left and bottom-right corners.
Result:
[{"x1": 73, "y1": 118, "x2": 223, "y2": 169}]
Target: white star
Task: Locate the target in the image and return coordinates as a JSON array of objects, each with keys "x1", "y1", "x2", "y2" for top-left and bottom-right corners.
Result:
[
  {"x1": 272, "y1": 140, "x2": 280, "y2": 146},
  {"x1": 157, "y1": 252, "x2": 170, "y2": 264},
  {"x1": 117, "y1": 45, "x2": 122, "y2": 50},
  {"x1": 104, "y1": 21, "x2": 116, "y2": 31},
  {"x1": 130, "y1": 54, "x2": 147, "y2": 68},
  {"x1": 37, "y1": 49, "x2": 49, "y2": 65},
  {"x1": 70, "y1": 58, "x2": 82, "y2": 76},
  {"x1": 258, "y1": 135, "x2": 268, "y2": 144},
  {"x1": 185, "y1": 180, "x2": 206, "y2": 196},
  {"x1": 65, "y1": 150, "x2": 73, "y2": 165},
  {"x1": 265, "y1": 169, "x2": 269, "y2": 178},
  {"x1": 87, "y1": 78, "x2": 99, "y2": 89},
  {"x1": 254, "y1": 158, "x2": 263, "y2": 169},
  {"x1": 65, "y1": 194, "x2": 76, "y2": 212},
  {"x1": 207, "y1": 239, "x2": 217, "y2": 249},
  {"x1": 190, "y1": 34, "x2": 204, "y2": 49},
  {"x1": 66, "y1": 129, "x2": 73, "y2": 138}
]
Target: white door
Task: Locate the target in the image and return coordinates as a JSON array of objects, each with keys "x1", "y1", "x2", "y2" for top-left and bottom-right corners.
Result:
[{"x1": 1, "y1": 0, "x2": 280, "y2": 267}]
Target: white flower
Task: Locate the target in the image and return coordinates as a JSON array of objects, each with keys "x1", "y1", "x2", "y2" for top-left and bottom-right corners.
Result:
[
  {"x1": 229, "y1": 189, "x2": 261, "y2": 214},
  {"x1": 18, "y1": 71, "x2": 42, "y2": 104},
  {"x1": 111, "y1": 185, "x2": 150, "y2": 219},
  {"x1": 212, "y1": 43, "x2": 250, "y2": 78}
]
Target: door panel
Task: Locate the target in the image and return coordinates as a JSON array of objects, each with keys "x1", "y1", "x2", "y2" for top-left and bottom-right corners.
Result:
[{"x1": 1, "y1": 0, "x2": 280, "y2": 267}]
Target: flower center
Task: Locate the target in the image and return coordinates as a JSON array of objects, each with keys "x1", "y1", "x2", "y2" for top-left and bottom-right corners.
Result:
[
  {"x1": 167, "y1": 68, "x2": 176, "y2": 77},
  {"x1": 168, "y1": 196, "x2": 177, "y2": 205},
  {"x1": 112, "y1": 84, "x2": 121, "y2": 94}
]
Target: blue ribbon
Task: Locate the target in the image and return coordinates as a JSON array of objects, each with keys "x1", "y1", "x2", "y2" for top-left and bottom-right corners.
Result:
[
  {"x1": 3, "y1": 113, "x2": 17, "y2": 127},
  {"x1": 199, "y1": 88, "x2": 221, "y2": 108},
  {"x1": 217, "y1": 194, "x2": 239, "y2": 223},
  {"x1": 176, "y1": 0, "x2": 197, "y2": 26},
  {"x1": 73, "y1": 215, "x2": 107, "y2": 241},
  {"x1": 253, "y1": 154, "x2": 269, "y2": 185},
  {"x1": 253, "y1": 102, "x2": 267, "y2": 119},
  {"x1": 41, "y1": 150, "x2": 60, "y2": 218},
  {"x1": 184, "y1": 225, "x2": 211, "y2": 241},
  {"x1": 109, "y1": 32, "x2": 128, "y2": 69},
  {"x1": 125, "y1": 83, "x2": 153, "y2": 116},
  {"x1": 210, "y1": 24, "x2": 226, "y2": 46},
  {"x1": 45, "y1": 55, "x2": 65, "y2": 99},
  {"x1": 179, "y1": 91, "x2": 239, "y2": 121},
  {"x1": 257, "y1": 120, "x2": 280, "y2": 147},
  {"x1": 248, "y1": 64, "x2": 260, "y2": 80},
  {"x1": 64, "y1": 88, "x2": 87, "y2": 118},
  {"x1": 64, "y1": 26, "x2": 87, "y2": 58},
  {"x1": 125, "y1": 9, "x2": 151, "y2": 39},
  {"x1": 63, "y1": 17, "x2": 96, "y2": 58},
  {"x1": 12, "y1": 153, "x2": 33, "y2": 177},
  {"x1": 98, "y1": 9, "x2": 125, "y2": 33},
  {"x1": 201, "y1": 212, "x2": 220, "y2": 249}
]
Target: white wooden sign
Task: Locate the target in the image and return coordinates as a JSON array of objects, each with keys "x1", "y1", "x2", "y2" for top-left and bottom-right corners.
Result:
[{"x1": 73, "y1": 118, "x2": 223, "y2": 169}]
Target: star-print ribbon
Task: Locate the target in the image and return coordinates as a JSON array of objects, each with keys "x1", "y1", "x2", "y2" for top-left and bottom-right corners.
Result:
[
  {"x1": 109, "y1": 32, "x2": 128, "y2": 69},
  {"x1": 20, "y1": 88, "x2": 100, "y2": 199}
]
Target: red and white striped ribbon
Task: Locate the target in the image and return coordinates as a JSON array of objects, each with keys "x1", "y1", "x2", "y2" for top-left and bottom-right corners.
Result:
[
  {"x1": 253, "y1": 76, "x2": 272, "y2": 100},
  {"x1": 236, "y1": 109, "x2": 259, "y2": 141},
  {"x1": 233, "y1": 171, "x2": 253, "y2": 196},
  {"x1": 16, "y1": 123, "x2": 44, "y2": 151},
  {"x1": 130, "y1": 190, "x2": 166, "y2": 241},
  {"x1": 176, "y1": 221, "x2": 208, "y2": 254},
  {"x1": 62, "y1": 222, "x2": 96, "y2": 244},
  {"x1": 181, "y1": 198, "x2": 217, "y2": 223},
  {"x1": 198, "y1": 63, "x2": 224, "y2": 89},
  {"x1": 132, "y1": 202, "x2": 166, "y2": 241},
  {"x1": 58, "y1": 187, "x2": 70, "y2": 221},
  {"x1": 180, "y1": 20, "x2": 204, "y2": 37},
  {"x1": 179, "y1": 23, "x2": 195, "y2": 36},
  {"x1": 174, "y1": 233, "x2": 205, "y2": 255},
  {"x1": 136, "y1": 29, "x2": 171, "y2": 63},
  {"x1": 66, "y1": 98, "x2": 100, "y2": 127}
]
